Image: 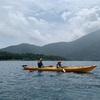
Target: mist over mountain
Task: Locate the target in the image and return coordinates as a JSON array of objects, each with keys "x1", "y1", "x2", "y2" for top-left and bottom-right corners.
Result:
[{"x1": 0, "y1": 30, "x2": 100, "y2": 60}]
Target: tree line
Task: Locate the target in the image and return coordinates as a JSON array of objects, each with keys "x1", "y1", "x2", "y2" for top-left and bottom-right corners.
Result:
[{"x1": 0, "y1": 51, "x2": 66, "y2": 60}]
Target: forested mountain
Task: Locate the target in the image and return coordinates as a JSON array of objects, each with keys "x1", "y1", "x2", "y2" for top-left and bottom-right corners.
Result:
[
  {"x1": 0, "y1": 51, "x2": 66, "y2": 60},
  {"x1": 0, "y1": 30, "x2": 100, "y2": 60},
  {"x1": 41, "y1": 30, "x2": 100, "y2": 60},
  {"x1": 0, "y1": 43, "x2": 41, "y2": 54}
]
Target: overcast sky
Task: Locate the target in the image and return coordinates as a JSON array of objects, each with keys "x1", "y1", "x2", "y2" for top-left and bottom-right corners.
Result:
[{"x1": 0, "y1": 0, "x2": 100, "y2": 48}]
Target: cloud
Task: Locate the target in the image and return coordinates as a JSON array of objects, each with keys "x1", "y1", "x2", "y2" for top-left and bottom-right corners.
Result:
[
  {"x1": 61, "y1": 11, "x2": 72, "y2": 21},
  {"x1": 66, "y1": 6, "x2": 100, "y2": 38},
  {"x1": 0, "y1": 0, "x2": 100, "y2": 48}
]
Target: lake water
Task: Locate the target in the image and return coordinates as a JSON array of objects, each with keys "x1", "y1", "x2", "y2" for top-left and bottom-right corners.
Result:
[{"x1": 0, "y1": 61, "x2": 100, "y2": 100}]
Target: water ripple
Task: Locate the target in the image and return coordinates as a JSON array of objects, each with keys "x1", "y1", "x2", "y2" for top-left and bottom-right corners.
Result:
[{"x1": 0, "y1": 61, "x2": 100, "y2": 100}]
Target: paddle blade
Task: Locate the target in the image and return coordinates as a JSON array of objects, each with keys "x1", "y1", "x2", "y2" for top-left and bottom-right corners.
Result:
[{"x1": 63, "y1": 69, "x2": 66, "y2": 72}]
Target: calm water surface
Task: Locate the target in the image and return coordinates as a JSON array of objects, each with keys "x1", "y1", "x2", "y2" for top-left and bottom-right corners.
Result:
[{"x1": 0, "y1": 61, "x2": 100, "y2": 100}]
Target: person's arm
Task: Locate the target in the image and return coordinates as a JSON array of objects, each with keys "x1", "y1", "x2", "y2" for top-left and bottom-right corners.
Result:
[
  {"x1": 41, "y1": 62, "x2": 44, "y2": 67},
  {"x1": 56, "y1": 63, "x2": 59, "y2": 68}
]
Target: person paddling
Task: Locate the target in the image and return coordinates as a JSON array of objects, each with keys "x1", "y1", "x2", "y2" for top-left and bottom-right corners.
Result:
[
  {"x1": 56, "y1": 60, "x2": 66, "y2": 72},
  {"x1": 37, "y1": 58, "x2": 44, "y2": 68},
  {"x1": 56, "y1": 60, "x2": 62, "y2": 68}
]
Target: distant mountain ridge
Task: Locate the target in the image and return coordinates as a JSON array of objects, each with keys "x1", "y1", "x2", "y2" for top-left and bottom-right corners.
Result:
[{"x1": 0, "y1": 30, "x2": 100, "y2": 60}]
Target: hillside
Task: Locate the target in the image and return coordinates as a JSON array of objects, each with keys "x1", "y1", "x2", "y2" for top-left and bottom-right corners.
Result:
[
  {"x1": 66, "y1": 30, "x2": 100, "y2": 60},
  {"x1": 41, "y1": 30, "x2": 100, "y2": 60},
  {"x1": 0, "y1": 30, "x2": 100, "y2": 60},
  {"x1": 0, "y1": 51, "x2": 66, "y2": 60},
  {"x1": 0, "y1": 43, "x2": 41, "y2": 54}
]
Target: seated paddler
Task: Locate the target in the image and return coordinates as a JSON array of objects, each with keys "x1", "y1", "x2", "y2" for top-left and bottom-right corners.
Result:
[
  {"x1": 37, "y1": 58, "x2": 44, "y2": 68},
  {"x1": 56, "y1": 60, "x2": 62, "y2": 68}
]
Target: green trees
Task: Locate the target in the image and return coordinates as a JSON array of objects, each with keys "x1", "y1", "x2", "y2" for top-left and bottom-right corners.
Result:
[{"x1": 0, "y1": 51, "x2": 66, "y2": 60}]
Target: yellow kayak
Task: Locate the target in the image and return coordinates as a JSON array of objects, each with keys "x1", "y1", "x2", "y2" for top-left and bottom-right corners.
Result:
[{"x1": 22, "y1": 65, "x2": 96, "y2": 73}]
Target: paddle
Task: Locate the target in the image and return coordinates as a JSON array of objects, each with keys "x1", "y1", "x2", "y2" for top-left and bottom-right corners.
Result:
[
  {"x1": 62, "y1": 68, "x2": 66, "y2": 72},
  {"x1": 22, "y1": 65, "x2": 27, "y2": 67},
  {"x1": 59, "y1": 66, "x2": 66, "y2": 72}
]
